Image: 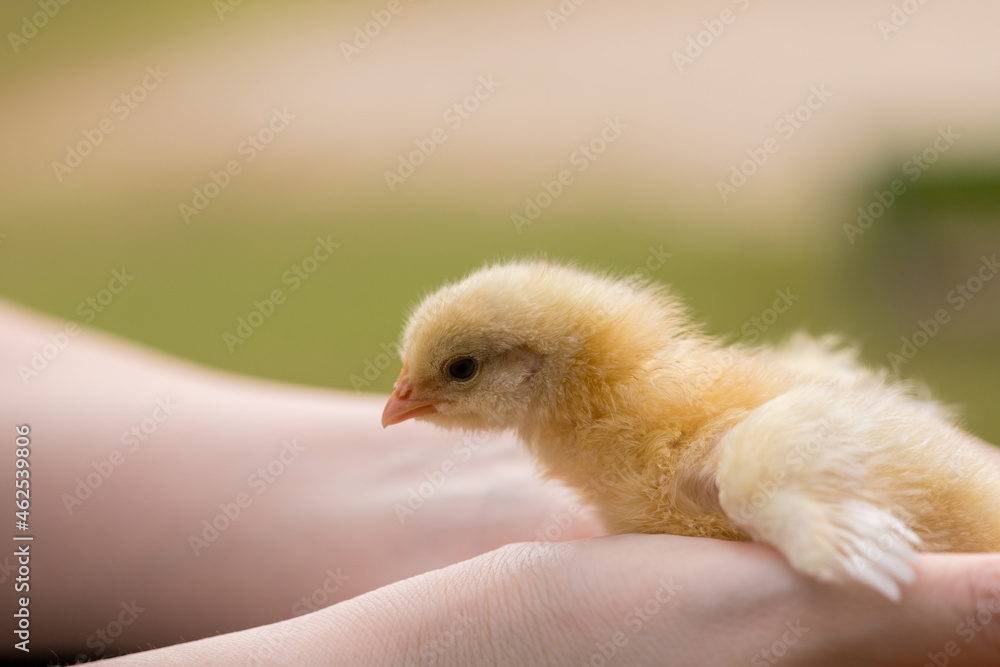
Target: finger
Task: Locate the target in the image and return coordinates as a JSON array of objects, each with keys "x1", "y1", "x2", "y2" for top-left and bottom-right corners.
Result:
[
  {"x1": 848, "y1": 553, "x2": 1000, "y2": 667},
  {"x1": 500, "y1": 537, "x2": 1000, "y2": 666},
  {"x1": 716, "y1": 551, "x2": 1000, "y2": 667}
]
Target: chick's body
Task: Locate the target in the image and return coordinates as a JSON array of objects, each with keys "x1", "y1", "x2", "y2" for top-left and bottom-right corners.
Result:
[{"x1": 382, "y1": 260, "x2": 1000, "y2": 600}]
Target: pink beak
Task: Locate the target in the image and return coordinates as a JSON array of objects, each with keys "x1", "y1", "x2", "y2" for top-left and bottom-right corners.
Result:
[{"x1": 381, "y1": 364, "x2": 438, "y2": 428}]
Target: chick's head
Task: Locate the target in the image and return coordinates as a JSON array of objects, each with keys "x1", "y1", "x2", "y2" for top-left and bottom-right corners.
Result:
[
  {"x1": 381, "y1": 260, "x2": 682, "y2": 433},
  {"x1": 381, "y1": 263, "x2": 560, "y2": 432}
]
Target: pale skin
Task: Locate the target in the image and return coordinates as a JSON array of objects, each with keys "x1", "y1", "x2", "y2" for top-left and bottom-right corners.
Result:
[{"x1": 4, "y1": 300, "x2": 1000, "y2": 666}]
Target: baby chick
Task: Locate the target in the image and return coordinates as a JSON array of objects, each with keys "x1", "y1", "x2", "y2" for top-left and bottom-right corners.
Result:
[{"x1": 381, "y1": 260, "x2": 1000, "y2": 600}]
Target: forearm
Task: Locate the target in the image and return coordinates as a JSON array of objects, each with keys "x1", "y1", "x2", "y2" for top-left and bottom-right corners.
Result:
[{"x1": 97, "y1": 545, "x2": 519, "y2": 667}]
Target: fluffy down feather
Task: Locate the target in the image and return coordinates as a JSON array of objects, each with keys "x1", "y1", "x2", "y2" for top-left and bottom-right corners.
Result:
[{"x1": 381, "y1": 260, "x2": 1000, "y2": 600}]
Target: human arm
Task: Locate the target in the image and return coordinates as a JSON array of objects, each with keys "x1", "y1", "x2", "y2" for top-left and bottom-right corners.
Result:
[{"x1": 4, "y1": 300, "x2": 1000, "y2": 666}]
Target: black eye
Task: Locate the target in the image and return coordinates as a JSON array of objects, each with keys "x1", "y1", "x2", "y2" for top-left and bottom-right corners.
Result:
[{"x1": 447, "y1": 357, "x2": 478, "y2": 381}]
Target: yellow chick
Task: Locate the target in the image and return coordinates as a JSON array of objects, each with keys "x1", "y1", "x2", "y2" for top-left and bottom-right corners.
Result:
[{"x1": 381, "y1": 260, "x2": 1000, "y2": 600}]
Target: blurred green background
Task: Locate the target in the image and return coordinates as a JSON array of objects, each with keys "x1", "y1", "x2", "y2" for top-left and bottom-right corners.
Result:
[{"x1": 1, "y1": 1, "x2": 998, "y2": 440}]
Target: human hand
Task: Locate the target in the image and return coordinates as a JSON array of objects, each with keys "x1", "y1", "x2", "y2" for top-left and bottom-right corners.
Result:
[
  {"x1": 442, "y1": 535, "x2": 1000, "y2": 667},
  {"x1": 5, "y1": 301, "x2": 1000, "y2": 666},
  {"x1": 103, "y1": 532, "x2": 1000, "y2": 666}
]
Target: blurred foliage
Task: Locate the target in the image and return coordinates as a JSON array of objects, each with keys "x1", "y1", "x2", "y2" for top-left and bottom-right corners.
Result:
[
  {"x1": 3, "y1": 193, "x2": 999, "y2": 441},
  {"x1": 1, "y1": 0, "x2": 998, "y2": 444},
  {"x1": 846, "y1": 167, "x2": 1000, "y2": 327}
]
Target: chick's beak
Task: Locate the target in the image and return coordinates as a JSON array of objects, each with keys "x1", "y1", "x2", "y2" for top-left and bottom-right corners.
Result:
[{"x1": 381, "y1": 364, "x2": 438, "y2": 428}]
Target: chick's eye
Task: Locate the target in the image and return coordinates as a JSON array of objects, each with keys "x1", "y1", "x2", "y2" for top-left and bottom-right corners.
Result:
[{"x1": 447, "y1": 357, "x2": 478, "y2": 381}]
